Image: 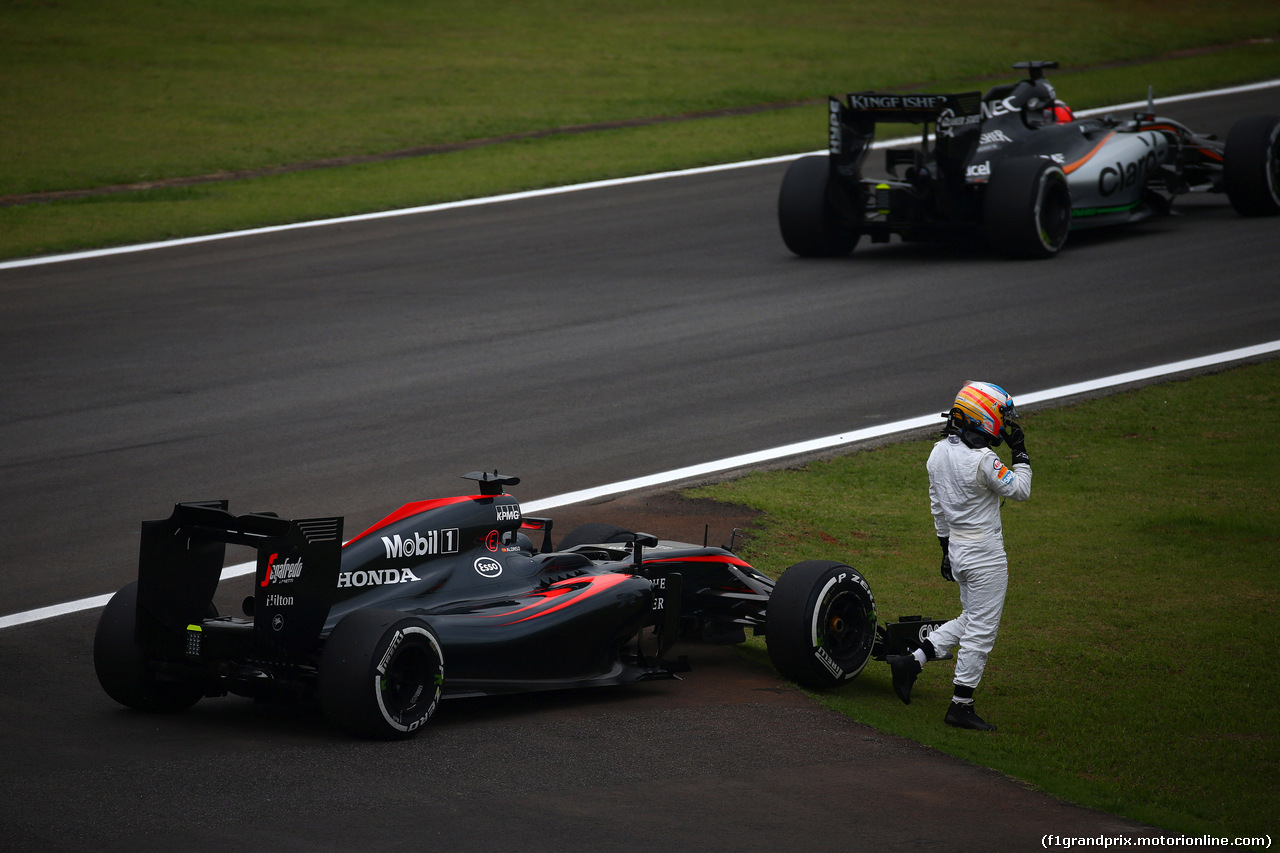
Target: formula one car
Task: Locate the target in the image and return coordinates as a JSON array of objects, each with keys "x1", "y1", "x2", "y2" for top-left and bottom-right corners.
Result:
[
  {"x1": 779, "y1": 61, "x2": 1280, "y2": 259},
  {"x1": 94, "y1": 471, "x2": 939, "y2": 738}
]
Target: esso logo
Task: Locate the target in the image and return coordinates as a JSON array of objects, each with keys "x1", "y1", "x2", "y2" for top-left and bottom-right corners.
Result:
[{"x1": 474, "y1": 557, "x2": 502, "y2": 579}]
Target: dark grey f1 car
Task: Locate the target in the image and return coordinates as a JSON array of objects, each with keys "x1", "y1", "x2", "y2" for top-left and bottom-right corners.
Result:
[
  {"x1": 779, "y1": 61, "x2": 1280, "y2": 259},
  {"x1": 94, "y1": 471, "x2": 937, "y2": 738}
]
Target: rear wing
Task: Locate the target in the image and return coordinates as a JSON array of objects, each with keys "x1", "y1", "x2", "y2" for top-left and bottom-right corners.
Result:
[
  {"x1": 829, "y1": 91, "x2": 983, "y2": 174},
  {"x1": 136, "y1": 501, "x2": 344, "y2": 657}
]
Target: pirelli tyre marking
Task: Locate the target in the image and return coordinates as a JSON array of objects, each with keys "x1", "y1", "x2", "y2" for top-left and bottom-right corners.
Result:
[
  {"x1": 767, "y1": 560, "x2": 878, "y2": 691},
  {"x1": 374, "y1": 625, "x2": 444, "y2": 734}
]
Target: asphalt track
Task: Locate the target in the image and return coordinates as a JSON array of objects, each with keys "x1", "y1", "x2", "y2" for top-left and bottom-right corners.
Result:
[{"x1": 1, "y1": 86, "x2": 1277, "y2": 850}]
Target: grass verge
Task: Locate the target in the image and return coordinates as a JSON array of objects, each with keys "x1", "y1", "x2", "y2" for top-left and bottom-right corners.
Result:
[
  {"x1": 3, "y1": 1, "x2": 1280, "y2": 261},
  {"x1": 689, "y1": 360, "x2": 1280, "y2": 837}
]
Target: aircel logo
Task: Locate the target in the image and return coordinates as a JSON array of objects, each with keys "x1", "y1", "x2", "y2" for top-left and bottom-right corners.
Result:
[
  {"x1": 474, "y1": 557, "x2": 502, "y2": 578},
  {"x1": 260, "y1": 553, "x2": 302, "y2": 587},
  {"x1": 337, "y1": 568, "x2": 422, "y2": 588},
  {"x1": 381, "y1": 528, "x2": 459, "y2": 560}
]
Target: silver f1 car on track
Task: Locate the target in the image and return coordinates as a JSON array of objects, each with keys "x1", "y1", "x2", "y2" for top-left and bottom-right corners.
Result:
[
  {"x1": 779, "y1": 61, "x2": 1280, "y2": 259},
  {"x1": 94, "y1": 471, "x2": 938, "y2": 738}
]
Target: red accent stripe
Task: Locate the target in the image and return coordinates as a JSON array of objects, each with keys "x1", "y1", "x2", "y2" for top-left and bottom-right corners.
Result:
[
  {"x1": 345, "y1": 495, "x2": 479, "y2": 545},
  {"x1": 260, "y1": 553, "x2": 277, "y2": 588},
  {"x1": 476, "y1": 573, "x2": 634, "y2": 625}
]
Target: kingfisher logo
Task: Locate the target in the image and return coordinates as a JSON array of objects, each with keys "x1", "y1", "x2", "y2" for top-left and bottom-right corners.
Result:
[
  {"x1": 381, "y1": 528, "x2": 459, "y2": 560},
  {"x1": 260, "y1": 554, "x2": 303, "y2": 587},
  {"x1": 849, "y1": 94, "x2": 946, "y2": 111}
]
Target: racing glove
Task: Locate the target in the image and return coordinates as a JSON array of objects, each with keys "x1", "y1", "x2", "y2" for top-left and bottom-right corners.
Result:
[
  {"x1": 938, "y1": 535, "x2": 954, "y2": 582},
  {"x1": 1003, "y1": 421, "x2": 1030, "y2": 466}
]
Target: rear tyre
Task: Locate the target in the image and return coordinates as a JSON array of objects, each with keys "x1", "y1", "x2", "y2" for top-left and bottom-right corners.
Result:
[
  {"x1": 983, "y1": 156, "x2": 1071, "y2": 259},
  {"x1": 778, "y1": 155, "x2": 860, "y2": 257},
  {"x1": 319, "y1": 609, "x2": 444, "y2": 740},
  {"x1": 556, "y1": 522, "x2": 635, "y2": 551},
  {"x1": 1224, "y1": 115, "x2": 1280, "y2": 216},
  {"x1": 93, "y1": 582, "x2": 205, "y2": 713},
  {"x1": 766, "y1": 560, "x2": 877, "y2": 689}
]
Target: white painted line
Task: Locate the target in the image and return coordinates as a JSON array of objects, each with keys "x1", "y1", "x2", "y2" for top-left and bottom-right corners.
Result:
[
  {"x1": 3, "y1": 338, "x2": 1276, "y2": 631},
  {"x1": 3, "y1": 78, "x2": 1277, "y2": 272}
]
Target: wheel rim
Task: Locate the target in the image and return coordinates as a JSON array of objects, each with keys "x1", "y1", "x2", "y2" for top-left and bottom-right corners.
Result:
[
  {"x1": 1266, "y1": 123, "x2": 1280, "y2": 205},
  {"x1": 819, "y1": 589, "x2": 869, "y2": 660},
  {"x1": 379, "y1": 639, "x2": 439, "y2": 723},
  {"x1": 1036, "y1": 174, "x2": 1071, "y2": 252}
]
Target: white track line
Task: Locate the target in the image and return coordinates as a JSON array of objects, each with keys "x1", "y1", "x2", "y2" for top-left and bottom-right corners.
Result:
[
  {"x1": 3, "y1": 339, "x2": 1276, "y2": 631},
  {"x1": 2, "y1": 79, "x2": 1277, "y2": 272}
]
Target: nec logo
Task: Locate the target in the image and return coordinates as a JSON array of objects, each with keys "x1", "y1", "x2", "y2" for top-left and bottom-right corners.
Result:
[{"x1": 381, "y1": 529, "x2": 459, "y2": 560}]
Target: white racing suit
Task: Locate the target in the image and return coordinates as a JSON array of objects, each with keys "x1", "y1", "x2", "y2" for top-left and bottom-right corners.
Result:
[{"x1": 925, "y1": 434, "x2": 1032, "y2": 688}]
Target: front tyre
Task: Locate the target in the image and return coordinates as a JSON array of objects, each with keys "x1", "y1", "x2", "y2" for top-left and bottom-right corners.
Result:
[
  {"x1": 983, "y1": 156, "x2": 1071, "y2": 259},
  {"x1": 766, "y1": 560, "x2": 877, "y2": 690},
  {"x1": 1224, "y1": 114, "x2": 1280, "y2": 216},
  {"x1": 93, "y1": 582, "x2": 204, "y2": 713},
  {"x1": 319, "y1": 609, "x2": 444, "y2": 740},
  {"x1": 778, "y1": 155, "x2": 860, "y2": 257}
]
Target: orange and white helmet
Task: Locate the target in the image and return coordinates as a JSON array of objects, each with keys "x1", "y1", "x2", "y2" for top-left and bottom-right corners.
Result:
[{"x1": 947, "y1": 381, "x2": 1018, "y2": 442}]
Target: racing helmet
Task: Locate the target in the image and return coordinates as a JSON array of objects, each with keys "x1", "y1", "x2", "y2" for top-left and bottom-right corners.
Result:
[
  {"x1": 1017, "y1": 78, "x2": 1058, "y2": 126},
  {"x1": 1047, "y1": 99, "x2": 1074, "y2": 124},
  {"x1": 945, "y1": 381, "x2": 1018, "y2": 445}
]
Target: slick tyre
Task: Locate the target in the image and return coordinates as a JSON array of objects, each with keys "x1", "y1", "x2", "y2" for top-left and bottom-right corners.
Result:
[
  {"x1": 1224, "y1": 114, "x2": 1280, "y2": 216},
  {"x1": 778, "y1": 155, "x2": 860, "y2": 257},
  {"x1": 766, "y1": 560, "x2": 877, "y2": 690},
  {"x1": 93, "y1": 582, "x2": 204, "y2": 713},
  {"x1": 319, "y1": 609, "x2": 444, "y2": 740},
  {"x1": 556, "y1": 523, "x2": 635, "y2": 551},
  {"x1": 983, "y1": 156, "x2": 1071, "y2": 259}
]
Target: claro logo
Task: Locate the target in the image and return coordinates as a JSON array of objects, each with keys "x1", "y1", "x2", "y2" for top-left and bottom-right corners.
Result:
[
  {"x1": 382, "y1": 528, "x2": 459, "y2": 560},
  {"x1": 1098, "y1": 149, "x2": 1162, "y2": 197}
]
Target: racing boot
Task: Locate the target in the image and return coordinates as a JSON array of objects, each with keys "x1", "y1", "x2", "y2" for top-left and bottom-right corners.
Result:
[
  {"x1": 944, "y1": 700, "x2": 996, "y2": 731},
  {"x1": 886, "y1": 654, "x2": 922, "y2": 705}
]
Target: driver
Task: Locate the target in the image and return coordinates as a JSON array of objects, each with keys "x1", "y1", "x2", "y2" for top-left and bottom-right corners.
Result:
[
  {"x1": 1047, "y1": 99, "x2": 1075, "y2": 124},
  {"x1": 886, "y1": 382, "x2": 1032, "y2": 731}
]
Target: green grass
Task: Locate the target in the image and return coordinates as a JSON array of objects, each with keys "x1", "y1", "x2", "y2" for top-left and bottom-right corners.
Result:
[
  {"x1": 3, "y1": 1, "x2": 1280, "y2": 260},
  {"x1": 689, "y1": 360, "x2": 1280, "y2": 836}
]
